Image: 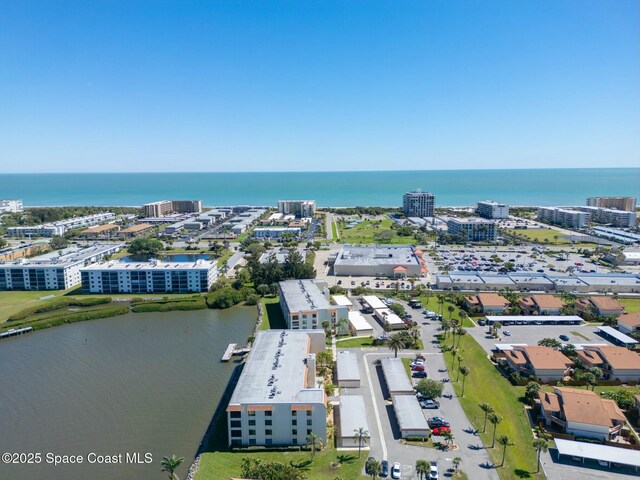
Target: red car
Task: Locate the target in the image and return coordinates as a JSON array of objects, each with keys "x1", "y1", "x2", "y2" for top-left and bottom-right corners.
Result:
[
  {"x1": 431, "y1": 426, "x2": 451, "y2": 435},
  {"x1": 411, "y1": 364, "x2": 425, "y2": 371}
]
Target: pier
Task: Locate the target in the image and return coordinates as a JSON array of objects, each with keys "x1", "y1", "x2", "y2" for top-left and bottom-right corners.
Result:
[
  {"x1": 221, "y1": 343, "x2": 251, "y2": 361},
  {"x1": 0, "y1": 327, "x2": 34, "y2": 339}
]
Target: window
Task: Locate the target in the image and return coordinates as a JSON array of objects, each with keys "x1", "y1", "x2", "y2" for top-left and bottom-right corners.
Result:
[
  {"x1": 248, "y1": 420, "x2": 256, "y2": 426},
  {"x1": 231, "y1": 439, "x2": 242, "y2": 446},
  {"x1": 249, "y1": 438, "x2": 257, "y2": 446},
  {"x1": 230, "y1": 420, "x2": 241, "y2": 428},
  {"x1": 265, "y1": 438, "x2": 273, "y2": 445},
  {"x1": 265, "y1": 429, "x2": 272, "y2": 436},
  {"x1": 292, "y1": 429, "x2": 297, "y2": 435},
  {"x1": 307, "y1": 419, "x2": 312, "y2": 426},
  {"x1": 265, "y1": 420, "x2": 272, "y2": 426},
  {"x1": 292, "y1": 419, "x2": 297, "y2": 426},
  {"x1": 230, "y1": 411, "x2": 241, "y2": 418},
  {"x1": 248, "y1": 411, "x2": 255, "y2": 417},
  {"x1": 292, "y1": 411, "x2": 297, "y2": 416},
  {"x1": 230, "y1": 429, "x2": 241, "y2": 438},
  {"x1": 292, "y1": 438, "x2": 297, "y2": 445},
  {"x1": 306, "y1": 411, "x2": 312, "y2": 416},
  {"x1": 248, "y1": 429, "x2": 256, "y2": 436},
  {"x1": 265, "y1": 411, "x2": 272, "y2": 417},
  {"x1": 307, "y1": 429, "x2": 312, "y2": 435}
]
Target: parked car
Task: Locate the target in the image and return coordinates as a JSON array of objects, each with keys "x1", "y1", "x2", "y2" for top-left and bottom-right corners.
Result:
[
  {"x1": 380, "y1": 459, "x2": 389, "y2": 478},
  {"x1": 559, "y1": 334, "x2": 569, "y2": 341},
  {"x1": 412, "y1": 371, "x2": 428, "y2": 378},
  {"x1": 478, "y1": 320, "x2": 486, "y2": 326},
  {"x1": 431, "y1": 426, "x2": 451, "y2": 435},
  {"x1": 391, "y1": 462, "x2": 401, "y2": 479},
  {"x1": 410, "y1": 359, "x2": 425, "y2": 367},
  {"x1": 411, "y1": 364, "x2": 425, "y2": 372},
  {"x1": 429, "y1": 461, "x2": 439, "y2": 480},
  {"x1": 428, "y1": 417, "x2": 449, "y2": 428},
  {"x1": 420, "y1": 399, "x2": 440, "y2": 409},
  {"x1": 503, "y1": 330, "x2": 511, "y2": 336}
]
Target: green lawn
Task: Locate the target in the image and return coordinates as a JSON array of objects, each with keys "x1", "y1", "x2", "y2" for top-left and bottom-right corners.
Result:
[
  {"x1": 620, "y1": 298, "x2": 640, "y2": 313},
  {"x1": 331, "y1": 220, "x2": 338, "y2": 240},
  {"x1": 418, "y1": 295, "x2": 475, "y2": 327},
  {"x1": 217, "y1": 249, "x2": 234, "y2": 268},
  {"x1": 441, "y1": 334, "x2": 544, "y2": 480},
  {"x1": 259, "y1": 296, "x2": 287, "y2": 330},
  {"x1": 401, "y1": 357, "x2": 412, "y2": 378},
  {"x1": 336, "y1": 336, "x2": 373, "y2": 348},
  {"x1": 338, "y1": 218, "x2": 416, "y2": 245},
  {"x1": 509, "y1": 228, "x2": 597, "y2": 247},
  {"x1": 0, "y1": 289, "x2": 71, "y2": 323}
]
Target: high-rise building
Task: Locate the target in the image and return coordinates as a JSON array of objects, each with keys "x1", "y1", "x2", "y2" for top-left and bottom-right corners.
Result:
[
  {"x1": 143, "y1": 200, "x2": 202, "y2": 217},
  {"x1": 402, "y1": 190, "x2": 435, "y2": 217},
  {"x1": 0, "y1": 199, "x2": 23, "y2": 213},
  {"x1": 277, "y1": 200, "x2": 316, "y2": 218},
  {"x1": 446, "y1": 217, "x2": 497, "y2": 242},
  {"x1": 586, "y1": 197, "x2": 636, "y2": 212},
  {"x1": 537, "y1": 207, "x2": 588, "y2": 228},
  {"x1": 476, "y1": 201, "x2": 509, "y2": 219}
]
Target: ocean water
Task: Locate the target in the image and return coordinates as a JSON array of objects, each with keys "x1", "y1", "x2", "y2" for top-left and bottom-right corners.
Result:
[{"x1": 0, "y1": 169, "x2": 638, "y2": 207}]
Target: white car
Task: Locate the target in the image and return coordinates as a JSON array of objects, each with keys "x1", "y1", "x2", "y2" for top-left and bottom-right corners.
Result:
[
  {"x1": 391, "y1": 462, "x2": 401, "y2": 479},
  {"x1": 429, "y1": 462, "x2": 439, "y2": 479},
  {"x1": 503, "y1": 330, "x2": 511, "y2": 336}
]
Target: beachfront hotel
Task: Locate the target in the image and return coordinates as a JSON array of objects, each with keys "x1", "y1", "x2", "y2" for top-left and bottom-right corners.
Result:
[
  {"x1": 277, "y1": 200, "x2": 316, "y2": 218},
  {"x1": 0, "y1": 244, "x2": 122, "y2": 290},
  {"x1": 402, "y1": 189, "x2": 435, "y2": 217},
  {"x1": 7, "y1": 212, "x2": 116, "y2": 237},
  {"x1": 226, "y1": 329, "x2": 327, "y2": 447},
  {"x1": 80, "y1": 259, "x2": 218, "y2": 294},
  {"x1": 279, "y1": 279, "x2": 348, "y2": 330},
  {"x1": 476, "y1": 200, "x2": 509, "y2": 219}
]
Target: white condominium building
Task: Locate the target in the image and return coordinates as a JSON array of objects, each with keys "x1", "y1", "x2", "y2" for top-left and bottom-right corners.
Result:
[
  {"x1": 6, "y1": 212, "x2": 116, "y2": 237},
  {"x1": 277, "y1": 200, "x2": 316, "y2": 218},
  {"x1": 0, "y1": 244, "x2": 122, "y2": 291},
  {"x1": 402, "y1": 190, "x2": 435, "y2": 217},
  {"x1": 476, "y1": 200, "x2": 509, "y2": 219},
  {"x1": 80, "y1": 259, "x2": 218, "y2": 294},
  {"x1": 226, "y1": 329, "x2": 327, "y2": 447},
  {"x1": 446, "y1": 217, "x2": 497, "y2": 241},
  {"x1": 0, "y1": 199, "x2": 23, "y2": 213},
  {"x1": 279, "y1": 279, "x2": 348, "y2": 330},
  {"x1": 253, "y1": 227, "x2": 301, "y2": 239},
  {"x1": 537, "y1": 207, "x2": 588, "y2": 228},
  {"x1": 578, "y1": 207, "x2": 636, "y2": 228}
]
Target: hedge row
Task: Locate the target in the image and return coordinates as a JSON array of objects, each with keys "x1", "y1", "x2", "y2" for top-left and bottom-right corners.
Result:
[
  {"x1": 8, "y1": 297, "x2": 112, "y2": 321},
  {"x1": 27, "y1": 305, "x2": 130, "y2": 331},
  {"x1": 132, "y1": 299, "x2": 207, "y2": 313}
]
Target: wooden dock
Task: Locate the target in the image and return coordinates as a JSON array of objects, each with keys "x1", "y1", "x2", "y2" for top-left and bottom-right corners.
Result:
[
  {"x1": 221, "y1": 343, "x2": 251, "y2": 361},
  {"x1": 0, "y1": 326, "x2": 33, "y2": 339}
]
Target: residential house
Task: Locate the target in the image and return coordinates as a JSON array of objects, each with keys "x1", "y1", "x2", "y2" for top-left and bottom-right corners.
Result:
[
  {"x1": 617, "y1": 312, "x2": 640, "y2": 336},
  {"x1": 576, "y1": 346, "x2": 640, "y2": 383},
  {"x1": 518, "y1": 295, "x2": 565, "y2": 315},
  {"x1": 575, "y1": 296, "x2": 624, "y2": 317},
  {"x1": 504, "y1": 345, "x2": 573, "y2": 382},
  {"x1": 465, "y1": 293, "x2": 510, "y2": 314}
]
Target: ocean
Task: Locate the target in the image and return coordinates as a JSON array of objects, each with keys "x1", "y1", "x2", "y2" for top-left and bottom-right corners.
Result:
[{"x1": 1, "y1": 168, "x2": 638, "y2": 208}]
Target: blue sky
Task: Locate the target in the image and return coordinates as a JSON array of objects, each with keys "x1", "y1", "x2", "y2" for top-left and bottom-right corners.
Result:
[{"x1": 0, "y1": 0, "x2": 638, "y2": 173}]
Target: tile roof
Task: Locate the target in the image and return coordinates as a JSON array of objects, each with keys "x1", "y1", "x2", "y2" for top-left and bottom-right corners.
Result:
[
  {"x1": 587, "y1": 296, "x2": 625, "y2": 312},
  {"x1": 538, "y1": 391, "x2": 561, "y2": 413},
  {"x1": 591, "y1": 346, "x2": 640, "y2": 371},
  {"x1": 505, "y1": 349, "x2": 527, "y2": 365},
  {"x1": 530, "y1": 295, "x2": 565, "y2": 309},
  {"x1": 520, "y1": 346, "x2": 573, "y2": 370},
  {"x1": 556, "y1": 387, "x2": 626, "y2": 427},
  {"x1": 476, "y1": 293, "x2": 509, "y2": 308},
  {"x1": 618, "y1": 312, "x2": 640, "y2": 329}
]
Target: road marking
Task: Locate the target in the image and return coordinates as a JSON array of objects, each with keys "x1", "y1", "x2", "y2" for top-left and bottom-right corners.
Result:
[{"x1": 363, "y1": 353, "x2": 387, "y2": 460}]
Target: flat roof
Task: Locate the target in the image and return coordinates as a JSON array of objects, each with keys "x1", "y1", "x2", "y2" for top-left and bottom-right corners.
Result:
[
  {"x1": 336, "y1": 351, "x2": 361, "y2": 382},
  {"x1": 598, "y1": 326, "x2": 638, "y2": 345},
  {"x1": 229, "y1": 330, "x2": 325, "y2": 405},
  {"x1": 334, "y1": 245, "x2": 420, "y2": 267},
  {"x1": 381, "y1": 358, "x2": 414, "y2": 393},
  {"x1": 348, "y1": 311, "x2": 373, "y2": 331},
  {"x1": 578, "y1": 275, "x2": 640, "y2": 286},
  {"x1": 376, "y1": 308, "x2": 405, "y2": 326},
  {"x1": 392, "y1": 395, "x2": 430, "y2": 431},
  {"x1": 362, "y1": 295, "x2": 388, "y2": 310},
  {"x1": 485, "y1": 315, "x2": 584, "y2": 323},
  {"x1": 555, "y1": 438, "x2": 640, "y2": 468},
  {"x1": 0, "y1": 243, "x2": 122, "y2": 268},
  {"x1": 332, "y1": 295, "x2": 352, "y2": 307},
  {"x1": 279, "y1": 279, "x2": 333, "y2": 313},
  {"x1": 82, "y1": 259, "x2": 216, "y2": 271},
  {"x1": 338, "y1": 396, "x2": 369, "y2": 439}
]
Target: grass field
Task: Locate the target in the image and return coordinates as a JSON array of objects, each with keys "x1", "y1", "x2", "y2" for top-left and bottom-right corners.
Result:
[
  {"x1": 418, "y1": 295, "x2": 475, "y2": 327},
  {"x1": 441, "y1": 334, "x2": 544, "y2": 480},
  {"x1": 620, "y1": 298, "x2": 640, "y2": 313},
  {"x1": 509, "y1": 228, "x2": 597, "y2": 248},
  {"x1": 0, "y1": 289, "x2": 71, "y2": 322},
  {"x1": 338, "y1": 218, "x2": 416, "y2": 245},
  {"x1": 332, "y1": 220, "x2": 338, "y2": 240},
  {"x1": 259, "y1": 296, "x2": 287, "y2": 330},
  {"x1": 336, "y1": 336, "x2": 373, "y2": 348}
]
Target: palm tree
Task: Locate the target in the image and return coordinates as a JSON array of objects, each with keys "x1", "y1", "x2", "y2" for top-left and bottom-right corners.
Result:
[
  {"x1": 415, "y1": 459, "x2": 429, "y2": 480},
  {"x1": 306, "y1": 432, "x2": 323, "y2": 459},
  {"x1": 447, "y1": 304, "x2": 455, "y2": 320},
  {"x1": 353, "y1": 427, "x2": 369, "y2": 458},
  {"x1": 533, "y1": 438, "x2": 549, "y2": 473},
  {"x1": 336, "y1": 317, "x2": 349, "y2": 336},
  {"x1": 459, "y1": 365, "x2": 470, "y2": 397},
  {"x1": 436, "y1": 294, "x2": 445, "y2": 315},
  {"x1": 456, "y1": 355, "x2": 464, "y2": 380},
  {"x1": 452, "y1": 456, "x2": 462, "y2": 474},
  {"x1": 161, "y1": 454, "x2": 184, "y2": 480},
  {"x1": 442, "y1": 430, "x2": 455, "y2": 449},
  {"x1": 450, "y1": 348, "x2": 458, "y2": 370},
  {"x1": 497, "y1": 435, "x2": 513, "y2": 467},
  {"x1": 479, "y1": 403, "x2": 494, "y2": 433},
  {"x1": 386, "y1": 333, "x2": 406, "y2": 358},
  {"x1": 455, "y1": 327, "x2": 466, "y2": 349},
  {"x1": 441, "y1": 318, "x2": 451, "y2": 337},
  {"x1": 525, "y1": 382, "x2": 541, "y2": 405},
  {"x1": 488, "y1": 413, "x2": 503, "y2": 448}
]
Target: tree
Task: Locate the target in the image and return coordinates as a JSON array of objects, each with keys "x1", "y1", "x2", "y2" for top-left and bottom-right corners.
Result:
[
  {"x1": 415, "y1": 459, "x2": 429, "y2": 480},
  {"x1": 533, "y1": 438, "x2": 549, "y2": 473},
  {"x1": 442, "y1": 430, "x2": 455, "y2": 449},
  {"x1": 601, "y1": 389, "x2": 637, "y2": 410},
  {"x1": 415, "y1": 378, "x2": 445, "y2": 399},
  {"x1": 459, "y1": 365, "x2": 470, "y2": 397},
  {"x1": 560, "y1": 343, "x2": 576, "y2": 358},
  {"x1": 386, "y1": 333, "x2": 406, "y2": 358},
  {"x1": 49, "y1": 235, "x2": 69, "y2": 250},
  {"x1": 583, "y1": 372, "x2": 597, "y2": 391},
  {"x1": 488, "y1": 413, "x2": 503, "y2": 448},
  {"x1": 305, "y1": 432, "x2": 323, "y2": 459},
  {"x1": 366, "y1": 458, "x2": 382, "y2": 479},
  {"x1": 389, "y1": 303, "x2": 405, "y2": 317},
  {"x1": 447, "y1": 304, "x2": 455, "y2": 320},
  {"x1": 525, "y1": 382, "x2": 541, "y2": 406},
  {"x1": 353, "y1": 427, "x2": 369, "y2": 458},
  {"x1": 452, "y1": 456, "x2": 462, "y2": 474},
  {"x1": 127, "y1": 237, "x2": 164, "y2": 256},
  {"x1": 479, "y1": 403, "x2": 494, "y2": 433},
  {"x1": 497, "y1": 435, "x2": 513, "y2": 467},
  {"x1": 455, "y1": 327, "x2": 467, "y2": 349},
  {"x1": 589, "y1": 367, "x2": 603, "y2": 382},
  {"x1": 456, "y1": 355, "x2": 464, "y2": 380},
  {"x1": 161, "y1": 454, "x2": 184, "y2": 480},
  {"x1": 256, "y1": 284, "x2": 270, "y2": 297},
  {"x1": 336, "y1": 317, "x2": 349, "y2": 336},
  {"x1": 240, "y1": 458, "x2": 306, "y2": 480},
  {"x1": 450, "y1": 348, "x2": 458, "y2": 370},
  {"x1": 538, "y1": 337, "x2": 562, "y2": 349}
]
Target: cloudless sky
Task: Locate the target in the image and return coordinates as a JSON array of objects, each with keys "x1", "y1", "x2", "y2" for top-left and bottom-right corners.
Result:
[{"x1": 0, "y1": 0, "x2": 638, "y2": 173}]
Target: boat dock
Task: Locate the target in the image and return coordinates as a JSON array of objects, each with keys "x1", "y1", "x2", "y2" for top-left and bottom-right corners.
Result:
[
  {"x1": 0, "y1": 326, "x2": 34, "y2": 339},
  {"x1": 221, "y1": 343, "x2": 251, "y2": 361}
]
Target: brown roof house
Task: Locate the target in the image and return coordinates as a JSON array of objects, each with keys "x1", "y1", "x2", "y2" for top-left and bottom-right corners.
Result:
[
  {"x1": 617, "y1": 312, "x2": 640, "y2": 335},
  {"x1": 504, "y1": 345, "x2": 573, "y2": 381},
  {"x1": 465, "y1": 293, "x2": 509, "y2": 314},
  {"x1": 537, "y1": 387, "x2": 626, "y2": 440},
  {"x1": 577, "y1": 345, "x2": 640, "y2": 383},
  {"x1": 575, "y1": 296, "x2": 624, "y2": 317},
  {"x1": 518, "y1": 295, "x2": 565, "y2": 315}
]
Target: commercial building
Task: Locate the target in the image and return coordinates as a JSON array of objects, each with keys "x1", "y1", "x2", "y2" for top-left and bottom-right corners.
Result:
[
  {"x1": 465, "y1": 293, "x2": 509, "y2": 314},
  {"x1": 333, "y1": 245, "x2": 422, "y2": 278},
  {"x1": 402, "y1": 190, "x2": 434, "y2": 218},
  {"x1": 381, "y1": 358, "x2": 414, "y2": 395},
  {"x1": 336, "y1": 351, "x2": 361, "y2": 388},
  {"x1": 537, "y1": 207, "x2": 588, "y2": 229},
  {"x1": 0, "y1": 199, "x2": 23, "y2": 213},
  {"x1": 504, "y1": 345, "x2": 573, "y2": 382},
  {"x1": 143, "y1": 200, "x2": 202, "y2": 217},
  {"x1": 337, "y1": 396, "x2": 370, "y2": 448},
  {"x1": 80, "y1": 259, "x2": 217, "y2": 294},
  {"x1": 277, "y1": 200, "x2": 316, "y2": 218},
  {"x1": 578, "y1": 207, "x2": 636, "y2": 228},
  {"x1": 587, "y1": 197, "x2": 637, "y2": 212},
  {"x1": 617, "y1": 312, "x2": 640, "y2": 335},
  {"x1": 575, "y1": 296, "x2": 625, "y2": 317},
  {"x1": 253, "y1": 227, "x2": 301, "y2": 240},
  {"x1": 576, "y1": 346, "x2": 640, "y2": 383},
  {"x1": 0, "y1": 244, "x2": 122, "y2": 290},
  {"x1": 279, "y1": 279, "x2": 348, "y2": 330},
  {"x1": 446, "y1": 217, "x2": 497, "y2": 242},
  {"x1": 476, "y1": 201, "x2": 509, "y2": 219},
  {"x1": 537, "y1": 387, "x2": 626, "y2": 440},
  {"x1": 7, "y1": 212, "x2": 116, "y2": 237},
  {"x1": 392, "y1": 395, "x2": 431, "y2": 439},
  {"x1": 226, "y1": 329, "x2": 327, "y2": 447},
  {"x1": 518, "y1": 295, "x2": 565, "y2": 315}
]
